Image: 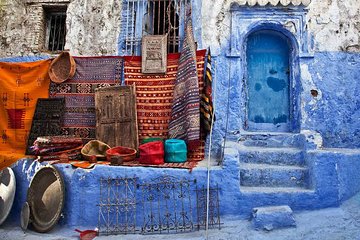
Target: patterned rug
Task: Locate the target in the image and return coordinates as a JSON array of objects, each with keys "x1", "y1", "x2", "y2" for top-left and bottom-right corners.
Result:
[
  {"x1": 49, "y1": 57, "x2": 123, "y2": 143},
  {"x1": 124, "y1": 50, "x2": 206, "y2": 161},
  {"x1": 0, "y1": 59, "x2": 52, "y2": 170},
  {"x1": 26, "y1": 98, "x2": 65, "y2": 154},
  {"x1": 169, "y1": 5, "x2": 200, "y2": 149},
  {"x1": 121, "y1": 160, "x2": 198, "y2": 171}
]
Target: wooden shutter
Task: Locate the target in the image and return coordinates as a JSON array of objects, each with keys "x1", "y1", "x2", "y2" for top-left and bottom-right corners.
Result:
[{"x1": 95, "y1": 85, "x2": 139, "y2": 150}]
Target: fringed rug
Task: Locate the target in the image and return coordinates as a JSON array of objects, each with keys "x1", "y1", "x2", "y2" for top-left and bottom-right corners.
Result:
[
  {"x1": 49, "y1": 57, "x2": 123, "y2": 143},
  {"x1": 124, "y1": 50, "x2": 206, "y2": 161},
  {"x1": 0, "y1": 59, "x2": 52, "y2": 170},
  {"x1": 122, "y1": 160, "x2": 198, "y2": 171}
]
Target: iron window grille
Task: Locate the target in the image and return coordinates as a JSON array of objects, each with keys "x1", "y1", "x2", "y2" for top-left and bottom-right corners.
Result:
[
  {"x1": 45, "y1": 8, "x2": 67, "y2": 52},
  {"x1": 121, "y1": 0, "x2": 188, "y2": 55}
]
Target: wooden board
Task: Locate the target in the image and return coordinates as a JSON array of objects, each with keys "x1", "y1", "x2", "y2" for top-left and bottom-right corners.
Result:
[
  {"x1": 95, "y1": 85, "x2": 139, "y2": 150},
  {"x1": 141, "y1": 34, "x2": 167, "y2": 74}
]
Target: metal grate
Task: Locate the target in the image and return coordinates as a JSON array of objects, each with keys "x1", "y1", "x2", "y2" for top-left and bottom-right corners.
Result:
[
  {"x1": 123, "y1": 0, "x2": 187, "y2": 55},
  {"x1": 139, "y1": 175, "x2": 195, "y2": 234},
  {"x1": 98, "y1": 177, "x2": 138, "y2": 235},
  {"x1": 46, "y1": 11, "x2": 66, "y2": 51},
  {"x1": 195, "y1": 185, "x2": 222, "y2": 230}
]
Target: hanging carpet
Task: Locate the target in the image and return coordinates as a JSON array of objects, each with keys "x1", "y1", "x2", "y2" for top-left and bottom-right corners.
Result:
[
  {"x1": 124, "y1": 50, "x2": 206, "y2": 161},
  {"x1": 25, "y1": 98, "x2": 65, "y2": 155},
  {"x1": 168, "y1": 4, "x2": 200, "y2": 149},
  {"x1": 49, "y1": 57, "x2": 123, "y2": 143},
  {"x1": 0, "y1": 59, "x2": 51, "y2": 170},
  {"x1": 200, "y1": 48, "x2": 215, "y2": 135}
]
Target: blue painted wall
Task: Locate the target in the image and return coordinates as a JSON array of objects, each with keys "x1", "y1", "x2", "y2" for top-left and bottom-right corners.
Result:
[
  {"x1": 5, "y1": 146, "x2": 360, "y2": 228},
  {"x1": 0, "y1": 56, "x2": 50, "y2": 62},
  {"x1": 302, "y1": 52, "x2": 360, "y2": 148}
]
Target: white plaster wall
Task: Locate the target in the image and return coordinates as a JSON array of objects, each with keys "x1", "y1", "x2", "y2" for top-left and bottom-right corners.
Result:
[
  {"x1": 65, "y1": 0, "x2": 122, "y2": 56},
  {"x1": 0, "y1": 1, "x2": 30, "y2": 57},
  {"x1": 0, "y1": 0, "x2": 122, "y2": 58},
  {"x1": 201, "y1": 0, "x2": 360, "y2": 53}
]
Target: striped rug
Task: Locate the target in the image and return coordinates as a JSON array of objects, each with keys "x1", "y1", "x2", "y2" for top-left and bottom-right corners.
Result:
[{"x1": 124, "y1": 50, "x2": 206, "y2": 161}]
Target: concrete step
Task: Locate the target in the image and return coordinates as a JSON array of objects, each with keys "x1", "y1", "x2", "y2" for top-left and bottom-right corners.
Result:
[
  {"x1": 239, "y1": 186, "x2": 317, "y2": 212},
  {"x1": 240, "y1": 186, "x2": 314, "y2": 194},
  {"x1": 240, "y1": 163, "x2": 309, "y2": 188},
  {"x1": 237, "y1": 132, "x2": 305, "y2": 148},
  {"x1": 238, "y1": 146, "x2": 305, "y2": 166}
]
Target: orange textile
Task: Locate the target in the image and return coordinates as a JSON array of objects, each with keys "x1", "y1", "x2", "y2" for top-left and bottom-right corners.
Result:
[{"x1": 0, "y1": 59, "x2": 51, "y2": 170}]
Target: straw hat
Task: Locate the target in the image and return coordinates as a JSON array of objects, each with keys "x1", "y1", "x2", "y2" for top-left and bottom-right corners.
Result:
[
  {"x1": 48, "y1": 51, "x2": 76, "y2": 83},
  {"x1": 81, "y1": 140, "x2": 111, "y2": 162}
]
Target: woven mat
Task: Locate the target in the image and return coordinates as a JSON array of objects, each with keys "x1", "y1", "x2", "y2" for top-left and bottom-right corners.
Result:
[
  {"x1": 49, "y1": 57, "x2": 123, "y2": 143},
  {"x1": 51, "y1": 159, "x2": 197, "y2": 171},
  {"x1": 122, "y1": 160, "x2": 198, "y2": 171},
  {"x1": 26, "y1": 98, "x2": 65, "y2": 154},
  {"x1": 124, "y1": 50, "x2": 206, "y2": 161},
  {"x1": 0, "y1": 59, "x2": 52, "y2": 170}
]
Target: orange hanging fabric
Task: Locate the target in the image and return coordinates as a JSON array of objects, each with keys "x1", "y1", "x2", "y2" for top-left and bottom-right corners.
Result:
[{"x1": 0, "y1": 59, "x2": 51, "y2": 170}]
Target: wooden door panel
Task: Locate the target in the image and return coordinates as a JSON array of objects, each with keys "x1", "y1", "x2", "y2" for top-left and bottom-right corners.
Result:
[{"x1": 95, "y1": 85, "x2": 138, "y2": 149}]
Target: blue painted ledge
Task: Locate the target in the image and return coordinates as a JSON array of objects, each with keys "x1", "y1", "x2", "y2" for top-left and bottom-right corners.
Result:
[{"x1": 4, "y1": 146, "x2": 360, "y2": 229}]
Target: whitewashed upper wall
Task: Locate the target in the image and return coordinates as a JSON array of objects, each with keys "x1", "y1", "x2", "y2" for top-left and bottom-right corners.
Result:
[
  {"x1": 202, "y1": 0, "x2": 360, "y2": 54},
  {"x1": 65, "y1": 0, "x2": 122, "y2": 56},
  {"x1": 0, "y1": 0, "x2": 122, "y2": 57},
  {"x1": 0, "y1": 0, "x2": 359, "y2": 57}
]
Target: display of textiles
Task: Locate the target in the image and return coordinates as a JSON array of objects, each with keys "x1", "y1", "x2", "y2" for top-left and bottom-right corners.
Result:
[
  {"x1": 0, "y1": 59, "x2": 52, "y2": 170},
  {"x1": 169, "y1": 5, "x2": 201, "y2": 149},
  {"x1": 49, "y1": 57, "x2": 123, "y2": 143},
  {"x1": 31, "y1": 136, "x2": 83, "y2": 162},
  {"x1": 200, "y1": 48, "x2": 215, "y2": 135},
  {"x1": 25, "y1": 98, "x2": 65, "y2": 155},
  {"x1": 124, "y1": 50, "x2": 206, "y2": 161}
]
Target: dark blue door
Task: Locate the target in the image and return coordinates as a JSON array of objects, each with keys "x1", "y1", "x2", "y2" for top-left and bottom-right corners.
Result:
[{"x1": 246, "y1": 30, "x2": 290, "y2": 132}]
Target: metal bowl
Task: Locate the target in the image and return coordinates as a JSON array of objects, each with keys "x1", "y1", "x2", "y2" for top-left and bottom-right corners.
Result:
[{"x1": 27, "y1": 165, "x2": 64, "y2": 233}]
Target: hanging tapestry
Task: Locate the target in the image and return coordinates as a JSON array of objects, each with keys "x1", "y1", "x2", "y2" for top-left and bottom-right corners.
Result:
[
  {"x1": 0, "y1": 59, "x2": 51, "y2": 170},
  {"x1": 168, "y1": 5, "x2": 200, "y2": 150},
  {"x1": 25, "y1": 98, "x2": 65, "y2": 154},
  {"x1": 200, "y1": 48, "x2": 215, "y2": 135},
  {"x1": 49, "y1": 57, "x2": 123, "y2": 143},
  {"x1": 124, "y1": 50, "x2": 206, "y2": 161}
]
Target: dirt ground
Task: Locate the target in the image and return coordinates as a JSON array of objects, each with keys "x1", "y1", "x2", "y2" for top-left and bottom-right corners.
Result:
[{"x1": 1, "y1": 192, "x2": 360, "y2": 240}]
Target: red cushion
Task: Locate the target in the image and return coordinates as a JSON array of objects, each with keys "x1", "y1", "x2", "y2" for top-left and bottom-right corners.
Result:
[{"x1": 138, "y1": 141, "x2": 164, "y2": 165}]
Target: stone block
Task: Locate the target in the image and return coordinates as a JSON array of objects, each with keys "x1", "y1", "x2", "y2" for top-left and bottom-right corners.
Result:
[{"x1": 251, "y1": 205, "x2": 296, "y2": 231}]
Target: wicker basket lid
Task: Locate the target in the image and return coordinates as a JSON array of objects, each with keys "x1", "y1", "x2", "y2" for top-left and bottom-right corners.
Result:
[
  {"x1": 27, "y1": 165, "x2": 65, "y2": 233},
  {"x1": 48, "y1": 51, "x2": 76, "y2": 83}
]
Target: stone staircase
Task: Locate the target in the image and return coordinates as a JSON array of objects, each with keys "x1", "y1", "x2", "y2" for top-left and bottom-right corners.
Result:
[{"x1": 230, "y1": 132, "x2": 317, "y2": 210}]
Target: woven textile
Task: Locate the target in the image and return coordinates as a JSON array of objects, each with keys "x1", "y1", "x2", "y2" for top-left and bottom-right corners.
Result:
[
  {"x1": 26, "y1": 98, "x2": 65, "y2": 154},
  {"x1": 168, "y1": 5, "x2": 200, "y2": 149},
  {"x1": 49, "y1": 57, "x2": 123, "y2": 143},
  {"x1": 0, "y1": 59, "x2": 51, "y2": 170},
  {"x1": 124, "y1": 50, "x2": 206, "y2": 161},
  {"x1": 200, "y1": 48, "x2": 215, "y2": 135}
]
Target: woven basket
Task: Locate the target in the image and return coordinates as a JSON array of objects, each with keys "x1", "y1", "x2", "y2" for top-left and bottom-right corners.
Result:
[{"x1": 48, "y1": 51, "x2": 76, "y2": 83}]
